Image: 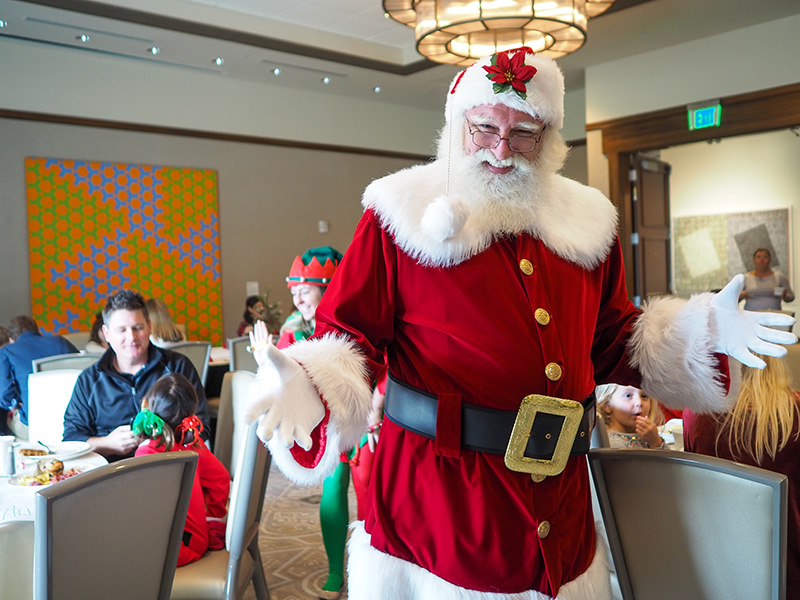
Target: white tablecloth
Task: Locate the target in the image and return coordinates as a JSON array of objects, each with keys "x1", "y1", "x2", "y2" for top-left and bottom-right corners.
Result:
[{"x1": 0, "y1": 451, "x2": 107, "y2": 522}]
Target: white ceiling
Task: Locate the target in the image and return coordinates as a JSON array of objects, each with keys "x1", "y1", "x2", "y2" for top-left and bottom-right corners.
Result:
[{"x1": 2, "y1": 0, "x2": 800, "y2": 113}]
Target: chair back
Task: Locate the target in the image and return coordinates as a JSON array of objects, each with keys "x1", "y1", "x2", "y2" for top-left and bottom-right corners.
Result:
[
  {"x1": 225, "y1": 420, "x2": 271, "y2": 597},
  {"x1": 60, "y1": 331, "x2": 90, "y2": 351},
  {"x1": 31, "y1": 353, "x2": 100, "y2": 373},
  {"x1": 213, "y1": 370, "x2": 258, "y2": 475},
  {"x1": 170, "y1": 341, "x2": 212, "y2": 386},
  {"x1": 228, "y1": 337, "x2": 257, "y2": 373},
  {"x1": 27, "y1": 369, "x2": 82, "y2": 444},
  {"x1": 590, "y1": 417, "x2": 610, "y2": 448},
  {"x1": 589, "y1": 448, "x2": 787, "y2": 600},
  {"x1": 34, "y1": 452, "x2": 198, "y2": 600}
]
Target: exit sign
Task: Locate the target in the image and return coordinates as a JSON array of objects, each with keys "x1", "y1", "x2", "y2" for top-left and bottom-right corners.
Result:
[{"x1": 688, "y1": 102, "x2": 721, "y2": 130}]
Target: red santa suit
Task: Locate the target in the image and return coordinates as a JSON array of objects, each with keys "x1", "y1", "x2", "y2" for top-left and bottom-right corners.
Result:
[{"x1": 249, "y1": 50, "x2": 744, "y2": 600}]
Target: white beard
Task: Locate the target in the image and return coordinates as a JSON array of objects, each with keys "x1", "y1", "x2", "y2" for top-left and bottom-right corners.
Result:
[{"x1": 445, "y1": 146, "x2": 553, "y2": 237}]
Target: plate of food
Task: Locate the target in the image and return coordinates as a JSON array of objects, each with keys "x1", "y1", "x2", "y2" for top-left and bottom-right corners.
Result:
[
  {"x1": 8, "y1": 459, "x2": 85, "y2": 487},
  {"x1": 15, "y1": 441, "x2": 92, "y2": 461}
]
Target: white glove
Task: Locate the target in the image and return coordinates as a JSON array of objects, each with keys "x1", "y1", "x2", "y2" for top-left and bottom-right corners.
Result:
[
  {"x1": 247, "y1": 344, "x2": 325, "y2": 450},
  {"x1": 710, "y1": 274, "x2": 797, "y2": 369}
]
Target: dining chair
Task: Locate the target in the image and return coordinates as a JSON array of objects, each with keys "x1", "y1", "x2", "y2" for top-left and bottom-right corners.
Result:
[
  {"x1": 589, "y1": 448, "x2": 787, "y2": 600},
  {"x1": 228, "y1": 336, "x2": 258, "y2": 373},
  {"x1": 170, "y1": 341, "x2": 213, "y2": 387},
  {"x1": 60, "y1": 330, "x2": 90, "y2": 351},
  {"x1": 34, "y1": 451, "x2": 198, "y2": 600},
  {"x1": 590, "y1": 416, "x2": 610, "y2": 448},
  {"x1": 0, "y1": 520, "x2": 34, "y2": 600},
  {"x1": 31, "y1": 352, "x2": 101, "y2": 373},
  {"x1": 213, "y1": 370, "x2": 258, "y2": 475},
  {"x1": 27, "y1": 368, "x2": 82, "y2": 444},
  {"x1": 171, "y1": 420, "x2": 271, "y2": 600}
]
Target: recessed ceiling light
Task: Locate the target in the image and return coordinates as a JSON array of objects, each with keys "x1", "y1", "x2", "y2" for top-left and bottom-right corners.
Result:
[
  {"x1": 0, "y1": 20, "x2": 8, "y2": 28},
  {"x1": 373, "y1": 86, "x2": 381, "y2": 94},
  {"x1": 76, "y1": 34, "x2": 90, "y2": 43},
  {"x1": 213, "y1": 57, "x2": 224, "y2": 66},
  {"x1": 272, "y1": 67, "x2": 281, "y2": 76},
  {"x1": 322, "y1": 76, "x2": 330, "y2": 85},
  {"x1": 148, "y1": 46, "x2": 160, "y2": 55}
]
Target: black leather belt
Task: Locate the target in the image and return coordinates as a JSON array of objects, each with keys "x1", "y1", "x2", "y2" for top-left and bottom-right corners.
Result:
[{"x1": 384, "y1": 374, "x2": 595, "y2": 462}]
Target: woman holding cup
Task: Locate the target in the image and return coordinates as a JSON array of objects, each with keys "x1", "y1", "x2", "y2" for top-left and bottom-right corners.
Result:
[{"x1": 740, "y1": 248, "x2": 794, "y2": 311}]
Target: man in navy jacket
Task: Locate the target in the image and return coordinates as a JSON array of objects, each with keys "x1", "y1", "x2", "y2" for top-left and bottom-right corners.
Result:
[
  {"x1": 63, "y1": 290, "x2": 208, "y2": 459},
  {"x1": 0, "y1": 315, "x2": 78, "y2": 439}
]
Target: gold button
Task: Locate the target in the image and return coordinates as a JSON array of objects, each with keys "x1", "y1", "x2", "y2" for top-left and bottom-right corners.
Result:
[
  {"x1": 519, "y1": 259, "x2": 534, "y2": 276},
  {"x1": 538, "y1": 521, "x2": 550, "y2": 539},
  {"x1": 545, "y1": 362, "x2": 562, "y2": 381},
  {"x1": 531, "y1": 473, "x2": 546, "y2": 483},
  {"x1": 534, "y1": 308, "x2": 550, "y2": 326}
]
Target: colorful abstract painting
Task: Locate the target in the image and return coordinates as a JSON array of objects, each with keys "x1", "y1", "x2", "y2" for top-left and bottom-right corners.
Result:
[{"x1": 25, "y1": 157, "x2": 222, "y2": 345}]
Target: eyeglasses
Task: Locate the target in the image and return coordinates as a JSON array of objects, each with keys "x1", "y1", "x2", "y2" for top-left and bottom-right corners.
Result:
[{"x1": 466, "y1": 120, "x2": 547, "y2": 153}]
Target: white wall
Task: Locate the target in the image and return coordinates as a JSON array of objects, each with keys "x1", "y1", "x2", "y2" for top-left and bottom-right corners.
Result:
[
  {"x1": 661, "y1": 129, "x2": 800, "y2": 315},
  {"x1": 585, "y1": 14, "x2": 800, "y2": 124}
]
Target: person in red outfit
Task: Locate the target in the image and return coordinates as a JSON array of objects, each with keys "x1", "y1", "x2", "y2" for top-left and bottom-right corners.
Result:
[
  {"x1": 685, "y1": 354, "x2": 800, "y2": 598},
  {"x1": 246, "y1": 47, "x2": 795, "y2": 600},
  {"x1": 133, "y1": 373, "x2": 230, "y2": 566}
]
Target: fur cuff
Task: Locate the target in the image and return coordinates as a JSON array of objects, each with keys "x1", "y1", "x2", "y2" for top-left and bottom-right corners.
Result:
[
  {"x1": 267, "y1": 334, "x2": 372, "y2": 485},
  {"x1": 346, "y1": 522, "x2": 612, "y2": 600},
  {"x1": 630, "y1": 294, "x2": 738, "y2": 413}
]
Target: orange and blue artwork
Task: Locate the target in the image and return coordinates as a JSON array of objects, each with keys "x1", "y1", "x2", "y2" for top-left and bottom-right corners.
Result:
[{"x1": 25, "y1": 157, "x2": 222, "y2": 345}]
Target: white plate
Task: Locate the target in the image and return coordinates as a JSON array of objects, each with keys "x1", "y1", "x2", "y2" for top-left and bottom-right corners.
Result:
[{"x1": 15, "y1": 441, "x2": 92, "y2": 461}]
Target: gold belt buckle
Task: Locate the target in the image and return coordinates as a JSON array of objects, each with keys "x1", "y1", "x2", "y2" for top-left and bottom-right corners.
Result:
[{"x1": 504, "y1": 394, "x2": 584, "y2": 481}]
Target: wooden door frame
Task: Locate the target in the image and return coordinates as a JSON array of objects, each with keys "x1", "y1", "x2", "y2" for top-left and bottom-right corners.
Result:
[{"x1": 587, "y1": 82, "x2": 800, "y2": 298}]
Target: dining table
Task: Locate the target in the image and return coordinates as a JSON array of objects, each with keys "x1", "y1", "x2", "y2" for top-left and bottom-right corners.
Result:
[
  {"x1": 0, "y1": 444, "x2": 108, "y2": 600},
  {"x1": 204, "y1": 346, "x2": 230, "y2": 399}
]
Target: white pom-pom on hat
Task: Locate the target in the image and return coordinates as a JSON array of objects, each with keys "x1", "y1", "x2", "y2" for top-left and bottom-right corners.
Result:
[{"x1": 421, "y1": 195, "x2": 469, "y2": 242}]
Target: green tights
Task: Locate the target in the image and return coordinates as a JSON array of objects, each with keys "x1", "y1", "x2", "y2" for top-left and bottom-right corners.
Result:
[{"x1": 319, "y1": 460, "x2": 350, "y2": 592}]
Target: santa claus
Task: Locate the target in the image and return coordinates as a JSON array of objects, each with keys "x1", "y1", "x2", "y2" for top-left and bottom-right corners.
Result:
[{"x1": 247, "y1": 47, "x2": 794, "y2": 599}]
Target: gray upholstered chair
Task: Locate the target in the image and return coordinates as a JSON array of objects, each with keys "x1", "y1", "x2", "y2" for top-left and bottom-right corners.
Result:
[
  {"x1": 171, "y1": 420, "x2": 271, "y2": 600},
  {"x1": 213, "y1": 370, "x2": 258, "y2": 475},
  {"x1": 589, "y1": 448, "x2": 787, "y2": 600},
  {"x1": 31, "y1": 352, "x2": 101, "y2": 373},
  {"x1": 34, "y1": 451, "x2": 198, "y2": 600},
  {"x1": 170, "y1": 341, "x2": 212, "y2": 387},
  {"x1": 228, "y1": 336, "x2": 258, "y2": 373}
]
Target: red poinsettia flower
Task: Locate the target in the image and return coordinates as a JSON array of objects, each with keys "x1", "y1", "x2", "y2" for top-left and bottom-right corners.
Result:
[{"x1": 482, "y1": 48, "x2": 537, "y2": 99}]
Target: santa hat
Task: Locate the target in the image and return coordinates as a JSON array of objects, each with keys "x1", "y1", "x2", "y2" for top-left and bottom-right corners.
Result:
[
  {"x1": 285, "y1": 246, "x2": 343, "y2": 288},
  {"x1": 445, "y1": 47, "x2": 564, "y2": 132}
]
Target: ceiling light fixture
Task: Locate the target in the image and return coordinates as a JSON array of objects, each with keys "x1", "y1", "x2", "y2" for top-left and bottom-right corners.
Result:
[
  {"x1": 213, "y1": 57, "x2": 224, "y2": 66},
  {"x1": 0, "y1": 20, "x2": 8, "y2": 28},
  {"x1": 374, "y1": 86, "x2": 381, "y2": 94},
  {"x1": 383, "y1": 0, "x2": 615, "y2": 66},
  {"x1": 272, "y1": 67, "x2": 281, "y2": 75},
  {"x1": 148, "y1": 46, "x2": 160, "y2": 55},
  {"x1": 322, "y1": 76, "x2": 331, "y2": 84},
  {"x1": 76, "y1": 34, "x2": 90, "y2": 43}
]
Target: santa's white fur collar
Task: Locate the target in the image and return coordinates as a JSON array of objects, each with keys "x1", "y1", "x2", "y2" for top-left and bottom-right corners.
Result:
[{"x1": 362, "y1": 159, "x2": 618, "y2": 270}]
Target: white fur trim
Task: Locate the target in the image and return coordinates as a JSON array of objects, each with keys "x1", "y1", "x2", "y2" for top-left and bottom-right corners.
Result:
[
  {"x1": 446, "y1": 52, "x2": 564, "y2": 130},
  {"x1": 363, "y1": 163, "x2": 617, "y2": 270},
  {"x1": 630, "y1": 294, "x2": 739, "y2": 413},
  {"x1": 262, "y1": 334, "x2": 372, "y2": 485},
  {"x1": 346, "y1": 522, "x2": 613, "y2": 600}
]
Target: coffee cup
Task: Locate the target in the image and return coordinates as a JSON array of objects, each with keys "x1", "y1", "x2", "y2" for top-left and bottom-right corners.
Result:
[
  {"x1": 0, "y1": 435, "x2": 15, "y2": 476},
  {"x1": 671, "y1": 426, "x2": 684, "y2": 451}
]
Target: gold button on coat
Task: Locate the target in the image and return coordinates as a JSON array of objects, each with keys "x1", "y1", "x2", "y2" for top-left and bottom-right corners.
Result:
[
  {"x1": 534, "y1": 308, "x2": 550, "y2": 326},
  {"x1": 538, "y1": 521, "x2": 550, "y2": 538},
  {"x1": 519, "y1": 259, "x2": 534, "y2": 275},
  {"x1": 531, "y1": 473, "x2": 546, "y2": 483},
  {"x1": 545, "y1": 363, "x2": 562, "y2": 381}
]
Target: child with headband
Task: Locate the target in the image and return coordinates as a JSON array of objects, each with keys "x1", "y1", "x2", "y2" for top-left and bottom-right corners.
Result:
[{"x1": 133, "y1": 372, "x2": 230, "y2": 565}]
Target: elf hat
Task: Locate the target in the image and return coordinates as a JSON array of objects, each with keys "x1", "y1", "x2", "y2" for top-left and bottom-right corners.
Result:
[
  {"x1": 445, "y1": 47, "x2": 564, "y2": 131},
  {"x1": 286, "y1": 246, "x2": 343, "y2": 288}
]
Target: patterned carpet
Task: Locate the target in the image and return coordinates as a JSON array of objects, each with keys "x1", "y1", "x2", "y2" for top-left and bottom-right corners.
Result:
[{"x1": 244, "y1": 463, "x2": 355, "y2": 600}]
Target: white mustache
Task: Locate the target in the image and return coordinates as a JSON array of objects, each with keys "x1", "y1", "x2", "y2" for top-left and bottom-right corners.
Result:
[{"x1": 474, "y1": 148, "x2": 530, "y2": 171}]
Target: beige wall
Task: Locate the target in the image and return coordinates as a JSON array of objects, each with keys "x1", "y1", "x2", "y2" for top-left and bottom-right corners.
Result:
[{"x1": 0, "y1": 117, "x2": 421, "y2": 338}]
